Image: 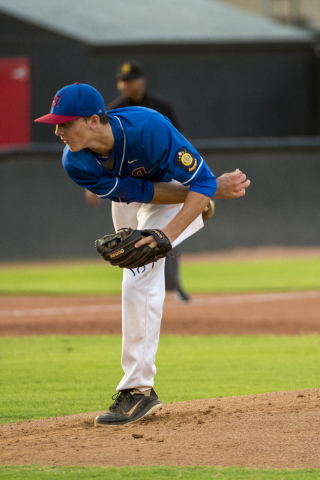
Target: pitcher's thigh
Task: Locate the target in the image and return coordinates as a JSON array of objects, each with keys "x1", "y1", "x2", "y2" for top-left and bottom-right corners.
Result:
[
  {"x1": 111, "y1": 202, "x2": 141, "y2": 232},
  {"x1": 137, "y1": 203, "x2": 182, "y2": 230},
  {"x1": 137, "y1": 203, "x2": 203, "y2": 247}
]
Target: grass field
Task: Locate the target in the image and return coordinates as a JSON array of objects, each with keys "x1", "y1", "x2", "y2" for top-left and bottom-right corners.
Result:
[
  {"x1": 1, "y1": 334, "x2": 319, "y2": 424},
  {"x1": 1, "y1": 256, "x2": 320, "y2": 479},
  {"x1": 1, "y1": 465, "x2": 320, "y2": 479},
  {"x1": 0, "y1": 257, "x2": 320, "y2": 294}
]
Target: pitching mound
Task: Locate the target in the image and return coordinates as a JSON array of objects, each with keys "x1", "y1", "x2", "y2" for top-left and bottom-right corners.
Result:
[{"x1": 1, "y1": 389, "x2": 320, "y2": 469}]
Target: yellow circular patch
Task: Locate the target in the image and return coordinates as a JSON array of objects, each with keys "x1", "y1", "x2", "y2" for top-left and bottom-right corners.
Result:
[
  {"x1": 121, "y1": 63, "x2": 132, "y2": 74},
  {"x1": 181, "y1": 153, "x2": 193, "y2": 166}
]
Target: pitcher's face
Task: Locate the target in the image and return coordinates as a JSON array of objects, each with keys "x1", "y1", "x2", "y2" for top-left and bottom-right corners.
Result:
[{"x1": 55, "y1": 118, "x2": 92, "y2": 152}]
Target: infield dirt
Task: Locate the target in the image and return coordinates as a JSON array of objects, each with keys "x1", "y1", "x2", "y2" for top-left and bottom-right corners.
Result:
[{"x1": 1, "y1": 246, "x2": 320, "y2": 469}]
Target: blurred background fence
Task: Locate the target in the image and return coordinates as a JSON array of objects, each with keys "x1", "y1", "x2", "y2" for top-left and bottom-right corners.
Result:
[{"x1": 1, "y1": 139, "x2": 319, "y2": 261}]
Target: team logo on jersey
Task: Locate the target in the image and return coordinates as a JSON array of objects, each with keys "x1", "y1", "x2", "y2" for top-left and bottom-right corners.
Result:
[
  {"x1": 175, "y1": 148, "x2": 198, "y2": 173},
  {"x1": 132, "y1": 166, "x2": 147, "y2": 176}
]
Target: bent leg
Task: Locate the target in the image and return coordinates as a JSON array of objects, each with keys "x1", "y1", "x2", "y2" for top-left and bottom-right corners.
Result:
[
  {"x1": 111, "y1": 201, "x2": 141, "y2": 231},
  {"x1": 117, "y1": 258, "x2": 166, "y2": 391},
  {"x1": 115, "y1": 202, "x2": 203, "y2": 391}
]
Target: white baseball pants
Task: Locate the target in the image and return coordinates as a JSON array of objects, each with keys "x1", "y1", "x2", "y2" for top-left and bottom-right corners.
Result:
[{"x1": 111, "y1": 200, "x2": 203, "y2": 392}]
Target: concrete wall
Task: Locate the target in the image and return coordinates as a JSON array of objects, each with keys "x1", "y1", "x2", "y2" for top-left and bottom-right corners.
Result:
[
  {"x1": 187, "y1": 145, "x2": 320, "y2": 251},
  {"x1": 87, "y1": 43, "x2": 317, "y2": 139},
  {"x1": 1, "y1": 144, "x2": 319, "y2": 262}
]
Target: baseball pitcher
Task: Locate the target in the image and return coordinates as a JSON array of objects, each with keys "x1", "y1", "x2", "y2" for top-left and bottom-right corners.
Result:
[{"x1": 35, "y1": 83, "x2": 250, "y2": 427}]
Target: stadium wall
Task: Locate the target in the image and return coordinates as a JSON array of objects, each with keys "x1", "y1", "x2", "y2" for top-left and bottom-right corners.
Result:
[{"x1": 1, "y1": 142, "x2": 319, "y2": 261}]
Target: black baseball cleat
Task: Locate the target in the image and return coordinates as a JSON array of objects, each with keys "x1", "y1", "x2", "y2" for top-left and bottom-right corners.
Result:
[
  {"x1": 94, "y1": 388, "x2": 162, "y2": 427},
  {"x1": 173, "y1": 287, "x2": 190, "y2": 302}
]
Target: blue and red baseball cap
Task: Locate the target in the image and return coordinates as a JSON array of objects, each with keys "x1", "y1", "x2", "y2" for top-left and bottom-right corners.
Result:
[{"x1": 34, "y1": 83, "x2": 106, "y2": 124}]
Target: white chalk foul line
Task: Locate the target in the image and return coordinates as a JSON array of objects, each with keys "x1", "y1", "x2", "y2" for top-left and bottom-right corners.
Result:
[
  {"x1": 0, "y1": 291, "x2": 319, "y2": 318},
  {"x1": 185, "y1": 291, "x2": 320, "y2": 306},
  {"x1": 0, "y1": 304, "x2": 122, "y2": 318}
]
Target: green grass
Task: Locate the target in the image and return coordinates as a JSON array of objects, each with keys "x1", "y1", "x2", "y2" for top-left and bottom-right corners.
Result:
[
  {"x1": 1, "y1": 334, "x2": 319, "y2": 424},
  {"x1": 0, "y1": 263, "x2": 123, "y2": 295},
  {"x1": 182, "y1": 258, "x2": 320, "y2": 293},
  {"x1": 0, "y1": 257, "x2": 320, "y2": 295},
  {"x1": 1, "y1": 465, "x2": 320, "y2": 479}
]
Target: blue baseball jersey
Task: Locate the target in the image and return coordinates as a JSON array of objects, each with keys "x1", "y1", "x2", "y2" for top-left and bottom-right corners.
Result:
[{"x1": 62, "y1": 107, "x2": 217, "y2": 203}]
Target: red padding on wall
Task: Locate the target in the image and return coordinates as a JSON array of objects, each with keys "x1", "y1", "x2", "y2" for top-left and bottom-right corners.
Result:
[{"x1": 0, "y1": 58, "x2": 31, "y2": 147}]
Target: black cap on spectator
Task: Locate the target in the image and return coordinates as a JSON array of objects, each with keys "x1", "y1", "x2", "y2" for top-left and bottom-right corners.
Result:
[{"x1": 116, "y1": 61, "x2": 145, "y2": 81}]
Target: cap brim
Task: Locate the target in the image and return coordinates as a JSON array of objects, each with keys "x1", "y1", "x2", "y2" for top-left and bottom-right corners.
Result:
[{"x1": 34, "y1": 113, "x2": 81, "y2": 124}]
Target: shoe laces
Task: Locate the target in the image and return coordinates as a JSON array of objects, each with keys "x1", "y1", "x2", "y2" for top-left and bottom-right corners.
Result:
[{"x1": 109, "y1": 390, "x2": 132, "y2": 411}]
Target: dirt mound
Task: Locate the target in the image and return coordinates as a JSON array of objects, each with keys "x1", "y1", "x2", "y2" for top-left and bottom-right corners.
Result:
[{"x1": 1, "y1": 389, "x2": 320, "y2": 469}]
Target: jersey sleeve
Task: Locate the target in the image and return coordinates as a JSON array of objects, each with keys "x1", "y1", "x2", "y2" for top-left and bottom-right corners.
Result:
[
  {"x1": 63, "y1": 152, "x2": 154, "y2": 204},
  {"x1": 188, "y1": 163, "x2": 217, "y2": 198},
  {"x1": 99, "y1": 175, "x2": 154, "y2": 203},
  {"x1": 145, "y1": 113, "x2": 217, "y2": 198}
]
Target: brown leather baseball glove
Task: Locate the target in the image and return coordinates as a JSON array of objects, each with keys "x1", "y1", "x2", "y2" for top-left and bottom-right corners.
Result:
[
  {"x1": 95, "y1": 228, "x2": 172, "y2": 269},
  {"x1": 202, "y1": 199, "x2": 215, "y2": 221}
]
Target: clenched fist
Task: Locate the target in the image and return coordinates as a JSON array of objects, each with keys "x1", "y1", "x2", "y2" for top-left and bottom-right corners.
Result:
[{"x1": 213, "y1": 169, "x2": 250, "y2": 199}]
